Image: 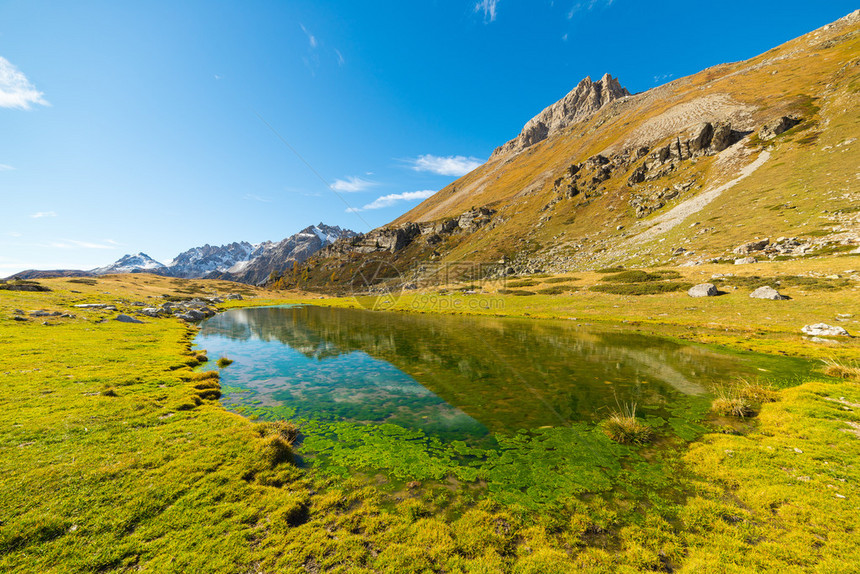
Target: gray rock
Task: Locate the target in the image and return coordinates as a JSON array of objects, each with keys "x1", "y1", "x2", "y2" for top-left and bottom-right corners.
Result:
[
  {"x1": 688, "y1": 283, "x2": 719, "y2": 297},
  {"x1": 74, "y1": 304, "x2": 118, "y2": 311},
  {"x1": 12, "y1": 316, "x2": 29, "y2": 322},
  {"x1": 734, "y1": 238, "x2": 770, "y2": 255},
  {"x1": 750, "y1": 286, "x2": 787, "y2": 300},
  {"x1": 29, "y1": 310, "x2": 53, "y2": 317},
  {"x1": 760, "y1": 116, "x2": 801, "y2": 140},
  {"x1": 711, "y1": 122, "x2": 735, "y2": 151},
  {"x1": 177, "y1": 309, "x2": 206, "y2": 321},
  {"x1": 114, "y1": 314, "x2": 144, "y2": 324},
  {"x1": 225, "y1": 293, "x2": 243, "y2": 301},
  {"x1": 734, "y1": 257, "x2": 757, "y2": 265},
  {"x1": 140, "y1": 308, "x2": 160, "y2": 318},
  {"x1": 802, "y1": 323, "x2": 851, "y2": 337}
]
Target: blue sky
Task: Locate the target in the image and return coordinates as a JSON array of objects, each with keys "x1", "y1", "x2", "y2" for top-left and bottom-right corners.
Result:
[{"x1": 1, "y1": 0, "x2": 856, "y2": 274}]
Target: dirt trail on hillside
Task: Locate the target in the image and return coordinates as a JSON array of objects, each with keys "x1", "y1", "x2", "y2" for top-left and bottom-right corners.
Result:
[{"x1": 626, "y1": 149, "x2": 771, "y2": 245}]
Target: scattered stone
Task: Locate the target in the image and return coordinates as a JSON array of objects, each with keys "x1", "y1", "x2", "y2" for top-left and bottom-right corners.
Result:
[
  {"x1": 13, "y1": 309, "x2": 24, "y2": 315},
  {"x1": 225, "y1": 294, "x2": 243, "y2": 301},
  {"x1": 140, "y1": 308, "x2": 161, "y2": 318},
  {"x1": 114, "y1": 314, "x2": 144, "y2": 324},
  {"x1": 74, "y1": 304, "x2": 118, "y2": 311},
  {"x1": 688, "y1": 283, "x2": 719, "y2": 297},
  {"x1": 734, "y1": 257, "x2": 757, "y2": 265},
  {"x1": 12, "y1": 316, "x2": 29, "y2": 322},
  {"x1": 750, "y1": 286, "x2": 787, "y2": 300},
  {"x1": 802, "y1": 323, "x2": 851, "y2": 337},
  {"x1": 733, "y1": 238, "x2": 770, "y2": 255}
]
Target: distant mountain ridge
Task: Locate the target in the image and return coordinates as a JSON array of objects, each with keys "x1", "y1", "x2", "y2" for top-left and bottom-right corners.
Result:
[{"x1": 6, "y1": 223, "x2": 356, "y2": 283}]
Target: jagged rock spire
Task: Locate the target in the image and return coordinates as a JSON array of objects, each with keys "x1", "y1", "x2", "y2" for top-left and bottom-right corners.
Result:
[{"x1": 492, "y1": 74, "x2": 630, "y2": 157}]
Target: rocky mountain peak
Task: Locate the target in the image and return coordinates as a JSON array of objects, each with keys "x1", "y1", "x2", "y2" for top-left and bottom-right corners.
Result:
[{"x1": 492, "y1": 74, "x2": 630, "y2": 158}]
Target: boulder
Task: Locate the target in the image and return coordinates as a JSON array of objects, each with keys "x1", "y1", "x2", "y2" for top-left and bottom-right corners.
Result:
[
  {"x1": 687, "y1": 122, "x2": 714, "y2": 153},
  {"x1": 225, "y1": 293, "x2": 243, "y2": 300},
  {"x1": 140, "y1": 308, "x2": 160, "y2": 317},
  {"x1": 114, "y1": 314, "x2": 144, "y2": 324},
  {"x1": 177, "y1": 309, "x2": 206, "y2": 321},
  {"x1": 733, "y1": 238, "x2": 770, "y2": 255},
  {"x1": 688, "y1": 283, "x2": 719, "y2": 297},
  {"x1": 749, "y1": 286, "x2": 787, "y2": 300},
  {"x1": 801, "y1": 323, "x2": 851, "y2": 337},
  {"x1": 711, "y1": 122, "x2": 734, "y2": 151},
  {"x1": 760, "y1": 116, "x2": 801, "y2": 140},
  {"x1": 734, "y1": 257, "x2": 757, "y2": 265}
]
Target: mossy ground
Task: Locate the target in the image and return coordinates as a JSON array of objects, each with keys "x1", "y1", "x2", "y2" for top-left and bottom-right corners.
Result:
[{"x1": 2, "y1": 270, "x2": 860, "y2": 572}]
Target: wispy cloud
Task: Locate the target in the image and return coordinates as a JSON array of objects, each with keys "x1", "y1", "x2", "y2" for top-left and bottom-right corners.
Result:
[
  {"x1": 30, "y1": 211, "x2": 57, "y2": 219},
  {"x1": 567, "y1": 0, "x2": 614, "y2": 18},
  {"x1": 331, "y1": 176, "x2": 376, "y2": 192},
  {"x1": 334, "y1": 49, "x2": 345, "y2": 67},
  {"x1": 347, "y1": 190, "x2": 435, "y2": 212},
  {"x1": 408, "y1": 154, "x2": 483, "y2": 177},
  {"x1": 243, "y1": 193, "x2": 272, "y2": 203},
  {"x1": 0, "y1": 56, "x2": 49, "y2": 110},
  {"x1": 653, "y1": 73, "x2": 674, "y2": 84},
  {"x1": 300, "y1": 24, "x2": 318, "y2": 48},
  {"x1": 475, "y1": 0, "x2": 499, "y2": 22},
  {"x1": 6, "y1": 231, "x2": 22, "y2": 237},
  {"x1": 0, "y1": 164, "x2": 14, "y2": 171}
]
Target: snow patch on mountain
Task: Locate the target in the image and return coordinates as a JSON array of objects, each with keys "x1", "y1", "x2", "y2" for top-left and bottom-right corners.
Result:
[{"x1": 91, "y1": 253, "x2": 166, "y2": 275}]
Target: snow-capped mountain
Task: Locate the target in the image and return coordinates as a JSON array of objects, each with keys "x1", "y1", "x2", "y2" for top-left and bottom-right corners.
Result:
[
  {"x1": 215, "y1": 223, "x2": 357, "y2": 285},
  {"x1": 83, "y1": 223, "x2": 356, "y2": 283},
  {"x1": 91, "y1": 252, "x2": 167, "y2": 275},
  {"x1": 165, "y1": 241, "x2": 270, "y2": 279}
]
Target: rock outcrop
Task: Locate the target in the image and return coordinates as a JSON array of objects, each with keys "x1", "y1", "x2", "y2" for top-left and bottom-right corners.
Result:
[{"x1": 492, "y1": 74, "x2": 630, "y2": 158}]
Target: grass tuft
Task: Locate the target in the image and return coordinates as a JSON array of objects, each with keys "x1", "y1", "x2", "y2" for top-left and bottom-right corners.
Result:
[
  {"x1": 601, "y1": 403, "x2": 654, "y2": 444},
  {"x1": 711, "y1": 387, "x2": 755, "y2": 418},
  {"x1": 217, "y1": 356, "x2": 234, "y2": 368},
  {"x1": 821, "y1": 358, "x2": 860, "y2": 380}
]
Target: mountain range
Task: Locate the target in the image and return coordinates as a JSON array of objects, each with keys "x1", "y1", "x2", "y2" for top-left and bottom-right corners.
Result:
[{"x1": 8, "y1": 224, "x2": 356, "y2": 284}]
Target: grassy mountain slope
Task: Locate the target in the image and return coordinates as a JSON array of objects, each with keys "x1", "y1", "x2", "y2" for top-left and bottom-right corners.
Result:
[{"x1": 376, "y1": 11, "x2": 860, "y2": 276}]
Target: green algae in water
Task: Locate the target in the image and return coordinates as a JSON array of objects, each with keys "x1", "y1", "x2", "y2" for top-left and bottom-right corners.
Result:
[{"x1": 195, "y1": 305, "x2": 819, "y2": 506}]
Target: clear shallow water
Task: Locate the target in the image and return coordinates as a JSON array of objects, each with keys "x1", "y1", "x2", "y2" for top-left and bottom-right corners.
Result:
[
  {"x1": 194, "y1": 305, "x2": 817, "y2": 503},
  {"x1": 196, "y1": 305, "x2": 812, "y2": 441}
]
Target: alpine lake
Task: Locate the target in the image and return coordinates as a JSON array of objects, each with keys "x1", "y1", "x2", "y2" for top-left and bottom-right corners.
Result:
[{"x1": 194, "y1": 305, "x2": 818, "y2": 508}]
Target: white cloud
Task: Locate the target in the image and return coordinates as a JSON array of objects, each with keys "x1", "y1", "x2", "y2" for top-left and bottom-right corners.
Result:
[
  {"x1": 475, "y1": 0, "x2": 499, "y2": 22},
  {"x1": 567, "y1": 0, "x2": 613, "y2": 18},
  {"x1": 243, "y1": 193, "x2": 272, "y2": 202},
  {"x1": 300, "y1": 24, "x2": 318, "y2": 49},
  {"x1": 334, "y1": 49, "x2": 345, "y2": 67},
  {"x1": 348, "y1": 190, "x2": 436, "y2": 212},
  {"x1": 409, "y1": 154, "x2": 483, "y2": 177},
  {"x1": 0, "y1": 164, "x2": 14, "y2": 171},
  {"x1": 653, "y1": 73, "x2": 674, "y2": 84},
  {"x1": 0, "y1": 56, "x2": 49, "y2": 110},
  {"x1": 562, "y1": 33, "x2": 569, "y2": 41},
  {"x1": 6, "y1": 231, "x2": 22, "y2": 237},
  {"x1": 331, "y1": 176, "x2": 376, "y2": 192},
  {"x1": 30, "y1": 211, "x2": 57, "y2": 218}
]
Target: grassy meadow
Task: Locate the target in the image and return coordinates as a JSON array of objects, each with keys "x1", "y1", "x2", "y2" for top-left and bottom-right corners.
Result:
[{"x1": 2, "y1": 266, "x2": 860, "y2": 573}]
